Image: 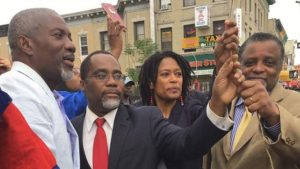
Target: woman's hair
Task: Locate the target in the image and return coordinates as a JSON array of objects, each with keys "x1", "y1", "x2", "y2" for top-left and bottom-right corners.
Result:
[{"x1": 138, "y1": 51, "x2": 193, "y2": 105}]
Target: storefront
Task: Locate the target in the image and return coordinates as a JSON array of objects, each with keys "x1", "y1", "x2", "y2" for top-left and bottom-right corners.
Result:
[{"x1": 183, "y1": 53, "x2": 215, "y2": 92}]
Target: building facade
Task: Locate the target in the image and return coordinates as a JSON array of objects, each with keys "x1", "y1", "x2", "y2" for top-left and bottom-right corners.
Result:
[{"x1": 0, "y1": 0, "x2": 278, "y2": 92}]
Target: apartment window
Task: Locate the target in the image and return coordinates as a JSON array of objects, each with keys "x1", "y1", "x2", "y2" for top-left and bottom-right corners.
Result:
[
  {"x1": 183, "y1": 0, "x2": 195, "y2": 7},
  {"x1": 249, "y1": 0, "x2": 251, "y2": 12},
  {"x1": 134, "y1": 21, "x2": 145, "y2": 41},
  {"x1": 245, "y1": 0, "x2": 247, "y2": 12},
  {"x1": 183, "y1": 24, "x2": 196, "y2": 52},
  {"x1": 100, "y1": 31, "x2": 110, "y2": 51},
  {"x1": 184, "y1": 24, "x2": 196, "y2": 38},
  {"x1": 160, "y1": 0, "x2": 171, "y2": 10},
  {"x1": 213, "y1": 20, "x2": 225, "y2": 35},
  {"x1": 255, "y1": 3, "x2": 257, "y2": 24},
  {"x1": 260, "y1": 12, "x2": 263, "y2": 29},
  {"x1": 80, "y1": 35, "x2": 88, "y2": 56},
  {"x1": 258, "y1": 8, "x2": 261, "y2": 28},
  {"x1": 161, "y1": 27, "x2": 172, "y2": 51},
  {"x1": 212, "y1": 0, "x2": 226, "y2": 2}
]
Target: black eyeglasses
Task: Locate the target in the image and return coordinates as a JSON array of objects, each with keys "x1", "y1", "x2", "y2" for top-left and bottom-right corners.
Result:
[{"x1": 87, "y1": 71, "x2": 125, "y2": 82}]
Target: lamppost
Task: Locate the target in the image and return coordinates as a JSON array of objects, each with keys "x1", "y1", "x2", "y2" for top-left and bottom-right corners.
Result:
[{"x1": 191, "y1": 54, "x2": 198, "y2": 75}]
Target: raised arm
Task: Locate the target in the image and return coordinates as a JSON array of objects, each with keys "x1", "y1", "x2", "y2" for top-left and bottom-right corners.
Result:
[{"x1": 107, "y1": 17, "x2": 126, "y2": 60}]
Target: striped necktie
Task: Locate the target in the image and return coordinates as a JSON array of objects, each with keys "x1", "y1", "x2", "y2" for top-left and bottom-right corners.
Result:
[{"x1": 230, "y1": 99, "x2": 252, "y2": 152}]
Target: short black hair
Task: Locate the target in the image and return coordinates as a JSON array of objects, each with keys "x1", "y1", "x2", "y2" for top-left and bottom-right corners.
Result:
[
  {"x1": 138, "y1": 51, "x2": 193, "y2": 105},
  {"x1": 238, "y1": 32, "x2": 285, "y2": 62},
  {"x1": 80, "y1": 50, "x2": 113, "y2": 80}
]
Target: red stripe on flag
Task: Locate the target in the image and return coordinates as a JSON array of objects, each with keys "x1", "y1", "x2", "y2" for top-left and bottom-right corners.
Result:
[{"x1": 0, "y1": 102, "x2": 58, "y2": 169}]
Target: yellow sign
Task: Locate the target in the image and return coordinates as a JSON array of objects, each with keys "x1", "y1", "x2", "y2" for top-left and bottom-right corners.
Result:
[
  {"x1": 182, "y1": 37, "x2": 199, "y2": 49},
  {"x1": 199, "y1": 35, "x2": 220, "y2": 48}
]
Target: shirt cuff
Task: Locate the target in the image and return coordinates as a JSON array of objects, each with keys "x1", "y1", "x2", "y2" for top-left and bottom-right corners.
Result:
[
  {"x1": 262, "y1": 120, "x2": 281, "y2": 141},
  {"x1": 206, "y1": 104, "x2": 233, "y2": 131}
]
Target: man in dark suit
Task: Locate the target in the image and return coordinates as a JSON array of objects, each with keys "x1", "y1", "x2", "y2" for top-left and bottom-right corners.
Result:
[{"x1": 72, "y1": 49, "x2": 243, "y2": 169}]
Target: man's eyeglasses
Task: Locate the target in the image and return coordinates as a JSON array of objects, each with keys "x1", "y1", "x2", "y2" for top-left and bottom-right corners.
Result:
[{"x1": 87, "y1": 72, "x2": 125, "y2": 82}]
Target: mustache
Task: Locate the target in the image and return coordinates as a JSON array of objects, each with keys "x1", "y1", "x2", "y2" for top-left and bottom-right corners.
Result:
[
  {"x1": 63, "y1": 54, "x2": 75, "y2": 62},
  {"x1": 102, "y1": 89, "x2": 121, "y2": 96}
]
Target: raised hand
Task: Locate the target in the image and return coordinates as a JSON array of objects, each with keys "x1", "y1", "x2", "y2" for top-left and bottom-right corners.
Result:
[
  {"x1": 239, "y1": 80, "x2": 280, "y2": 126},
  {"x1": 210, "y1": 54, "x2": 244, "y2": 116},
  {"x1": 107, "y1": 17, "x2": 126, "y2": 60},
  {"x1": 214, "y1": 19, "x2": 239, "y2": 73}
]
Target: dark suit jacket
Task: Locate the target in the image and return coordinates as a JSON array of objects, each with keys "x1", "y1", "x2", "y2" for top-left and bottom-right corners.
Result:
[{"x1": 72, "y1": 104, "x2": 227, "y2": 169}]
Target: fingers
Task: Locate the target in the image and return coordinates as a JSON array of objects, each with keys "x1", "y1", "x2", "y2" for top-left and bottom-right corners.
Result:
[
  {"x1": 218, "y1": 55, "x2": 234, "y2": 78},
  {"x1": 224, "y1": 19, "x2": 237, "y2": 30}
]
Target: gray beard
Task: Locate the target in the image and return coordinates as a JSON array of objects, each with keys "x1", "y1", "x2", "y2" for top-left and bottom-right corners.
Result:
[
  {"x1": 102, "y1": 98, "x2": 120, "y2": 111},
  {"x1": 61, "y1": 66, "x2": 73, "y2": 81}
]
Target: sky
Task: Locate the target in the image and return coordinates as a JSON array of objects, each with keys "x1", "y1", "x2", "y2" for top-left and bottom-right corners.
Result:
[{"x1": 0, "y1": 0, "x2": 299, "y2": 63}]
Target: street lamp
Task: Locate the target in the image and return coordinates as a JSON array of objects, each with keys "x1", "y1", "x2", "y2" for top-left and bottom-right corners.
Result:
[{"x1": 191, "y1": 54, "x2": 198, "y2": 76}]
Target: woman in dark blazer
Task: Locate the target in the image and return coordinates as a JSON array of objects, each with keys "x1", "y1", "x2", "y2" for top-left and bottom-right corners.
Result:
[{"x1": 137, "y1": 51, "x2": 209, "y2": 169}]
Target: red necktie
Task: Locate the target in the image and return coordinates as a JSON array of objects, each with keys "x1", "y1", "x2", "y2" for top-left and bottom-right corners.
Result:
[{"x1": 93, "y1": 118, "x2": 108, "y2": 169}]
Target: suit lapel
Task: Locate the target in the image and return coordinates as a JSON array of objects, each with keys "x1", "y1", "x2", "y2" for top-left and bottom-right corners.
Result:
[
  {"x1": 231, "y1": 112, "x2": 259, "y2": 154},
  {"x1": 109, "y1": 105, "x2": 130, "y2": 169},
  {"x1": 72, "y1": 113, "x2": 91, "y2": 169},
  {"x1": 232, "y1": 84, "x2": 286, "y2": 154}
]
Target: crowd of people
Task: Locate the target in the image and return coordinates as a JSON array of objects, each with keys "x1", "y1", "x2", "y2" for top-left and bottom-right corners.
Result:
[{"x1": 0, "y1": 7, "x2": 299, "y2": 169}]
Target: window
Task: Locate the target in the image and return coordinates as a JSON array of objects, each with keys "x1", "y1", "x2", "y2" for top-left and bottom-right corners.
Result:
[
  {"x1": 184, "y1": 24, "x2": 196, "y2": 38},
  {"x1": 161, "y1": 27, "x2": 172, "y2": 51},
  {"x1": 255, "y1": 3, "x2": 257, "y2": 24},
  {"x1": 100, "y1": 31, "x2": 110, "y2": 51},
  {"x1": 134, "y1": 21, "x2": 145, "y2": 41},
  {"x1": 80, "y1": 35, "x2": 88, "y2": 56},
  {"x1": 183, "y1": 0, "x2": 195, "y2": 7},
  {"x1": 258, "y1": 8, "x2": 260, "y2": 28},
  {"x1": 160, "y1": 0, "x2": 171, "y2": 10},
  {"x1": 260, "y1": 12, "x2": 263, "y2": 29},
  {"x1": 183, "y1": 24, "x2": 196, "y2": 52},
  {"x1": 249, "y1": 0, "x2": 252, "y2": 12},
  {"x1": 213, "y1": 20, "x2": 225, "y2": 35}
]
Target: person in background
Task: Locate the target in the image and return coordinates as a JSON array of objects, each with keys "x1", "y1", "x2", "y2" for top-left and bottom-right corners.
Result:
[
  {"x1": 0, "y1": 8, "x2": 79, "y2": 169},
  {"x1": 72, "y1": 48, "x2": 244, "y2": 169},
  {"x1": 136, "y1": 20, "x2": 239, "y2": 169},
  {"x1": 0, "y1": 57, "x2": 12, "y2": 75},
  {"x1": 205, "y1": 32, "x2": 300, "y2": 169},
  {"x1": 122, "y1": 76, "x2": 135, "y2": 104},
  {"x1": 57, "y1": 17, "x2": 125, "y2": 119}
]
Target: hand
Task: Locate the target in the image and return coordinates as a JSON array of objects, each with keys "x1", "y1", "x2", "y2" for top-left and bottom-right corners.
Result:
[
  {"x1": 239, "y1": 80, "x2": 280, "y2": 126},
  {"x1": 107, "y1": 17, "x2": 126, "y2": 60},
  {"x1": 0, "y1": 57, "x2": 12, "y2": 75},
  {"x1": 210, "y1": 54, "x2": 244, "y2": 116},
  {"x1": 214, "y1": 19, "x2": 239, "y2": 73}
]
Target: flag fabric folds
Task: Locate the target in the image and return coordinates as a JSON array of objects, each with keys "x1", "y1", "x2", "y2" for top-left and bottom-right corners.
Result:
[{"x1": 0, "y1": 88, "x2": 59, "y2": 169}]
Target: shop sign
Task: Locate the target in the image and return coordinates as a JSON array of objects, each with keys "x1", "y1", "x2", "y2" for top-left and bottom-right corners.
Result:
[
  {"x1": 182, "y1": 37, "x2": 199, "y2": 49},
  {"x1": 195, "y1": 6, "x2": 209, "y2": 28},
  {"x1": 199, "y1": 35, "x2": 219, "y2": 48}
]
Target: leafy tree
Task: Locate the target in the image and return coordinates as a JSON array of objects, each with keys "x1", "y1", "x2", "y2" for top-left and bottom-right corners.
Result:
[{"x1": 124, "y1": 38, "x2": 157, "y2": 83}]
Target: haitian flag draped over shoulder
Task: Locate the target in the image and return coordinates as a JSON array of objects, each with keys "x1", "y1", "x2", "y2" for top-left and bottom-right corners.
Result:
[{"x1": 0, "y1": 88, "x2": 59, "y2": 169}]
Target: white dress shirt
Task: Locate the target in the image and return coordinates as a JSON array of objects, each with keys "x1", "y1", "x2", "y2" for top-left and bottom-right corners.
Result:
[
  {"x1": 83, "y1": 106, "x2": 117, "y2": 168},
  {"x1": 0, "y1": 62, "x2": 80, "y2": 169}
]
